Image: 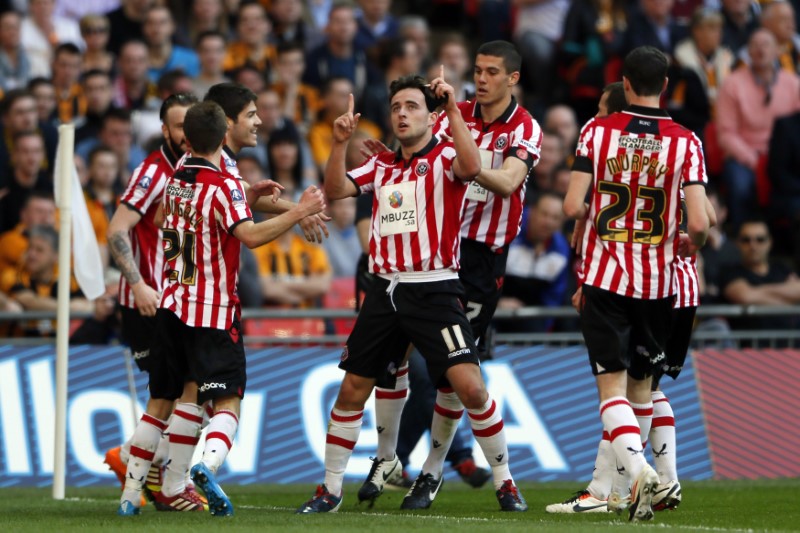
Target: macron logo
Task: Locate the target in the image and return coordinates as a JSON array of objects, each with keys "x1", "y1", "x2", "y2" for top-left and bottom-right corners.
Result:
[{"x1": 199, "y1": 382, "x2": 227, "y2": 393}]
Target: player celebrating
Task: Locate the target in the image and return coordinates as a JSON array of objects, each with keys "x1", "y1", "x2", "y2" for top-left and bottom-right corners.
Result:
[
  {"x1": 117, "y1": 101, "x2": 325, "y2": 516},
  {"x1": 358, "y1": 40, "x2": 542, "y2": 510},
  {"x1": 563, "y1": 46, "x2": 710, "y2": 522},
  {"x1": 296, "y1": 71, "x2": 528, "y2": 514}
]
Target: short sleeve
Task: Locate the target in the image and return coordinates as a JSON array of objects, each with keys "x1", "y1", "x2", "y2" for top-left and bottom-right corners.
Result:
[
  {"x1": 346, "y1": 154, "x2": 381, "y2": 194},
  {"x1": 681, "y1": 132, "x2": 708, "y2": 187},
  {"x1": 215, "y1": 178, "x2": 253, "y2": 234},
  {"x1": 119, "y1": 160, "x2": 167, "y2": 216},
  {"x1": 508, "y1": 115, "x2": 543, "y2": 170},
  {"x1": 572, "y1": 118, "x2": 597, "y2": 173}
]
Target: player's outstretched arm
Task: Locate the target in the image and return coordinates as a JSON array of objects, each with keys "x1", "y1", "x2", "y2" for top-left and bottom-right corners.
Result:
[
  {"x1": 433, "y1": 65, "x2": 480, "y2": 180},
  {"x1": 324, "y1": 93, "x2": 361, "y2": 200},
  {"x1": 108, "y1": 204, "x2": 159, "y2": 316},
  {"x1": 244, "y1": 180, "x2": 332, "y2": 243},
  {"x1": 474, "y1": 155, "x2": 530, "y2": 198},
  {"x1": 234, "y1": 186, "x2": 326, "y2": 249},
  {"x1": 564, "y1": 171, "x2": 593, "y2": 220}
]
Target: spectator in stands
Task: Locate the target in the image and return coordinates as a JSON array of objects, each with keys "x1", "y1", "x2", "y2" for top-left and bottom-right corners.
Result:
[
  {"x1": 28, "y1": 77, "x2": 57, "y2": 124},
  {"x1": 721, "y1": 218, "x2": 800, "y2": 343},
  {"x1": 496, "y1": 191, "x2": 569, "y2": 332},
  {"x1": 142, "y1": 5, "x2": 199, "y2": 82},
  {"x1": 51, "y1": 43, "x2": 86, "y2": 124},
  {"x1": 254, "y1": 229, "x2": 333, "y2": 308},
  {"x1": 308, "y1": 0, "x2": 334, "y2": 32},
  {"x1": 760, "y1": 0, "x2": 800, "y2": 74},
  {"x1": 622, "y1": 0, "x2": 688, "y2": 58},
  {"x1": 20, "y1": 0, "x2": 84, "y2": 78},
  {"x1": 322, "y1": 196, "x2": 361, "y2": 278},
  {"x1": 84, "y1": 145, "x2": 119, "y2": 230},
  {"x1": 716, "y1": 28, "x2": 800, "y2": 227},
  {"x1": 54, "y1": 1, "x2": 121, "y2": 22},
  {"x1": 354, "y1": 0, "x2": 399, "y2": 51},
  {"x1": 112, "y1": 40, "x2": 158, "y2": 111},
  {"x1": 0, "y1": 89, "x2": 58, "y2": 181},
  {"x1": 435, "y1": 34, "x2": 475, "y2": 101},
  {"x1": 106, "y1": 0, "x2": 152, "y2": 55},
  {"x1": 75, "y1": 69, "x2": 114, "y2": 144},
  {"x1": 699, "y1": 186, "x2": 739, "y2": 303},
  {"x1": 77, "y1": 108, "x2": 146, "y2": 179},
  {"x1": 78, "y1": 14, "x2": 113, "y2": 74},
  {"x1": 543, "y1": 104, "x2": 579, "y2": 153},
  {"x1": 0, "y1": 131, "x2": 51, "y2": 233},
  {"x1": 1, "y1": 225, "x2": 91, "y2": 337},
  {"x1": 398, "y1": 15, "x2": 431, "y2": 70},
  {"x1": 223, "y1": 2, "x2": 275, "y2": 76},
  {"x1": 668, "y1": 8, "x2": 734, "y2": 147},
  {"x1": 0, "y1": 10, "x2": 31, "y2": 92},
  {"x1": 308, "y1": 76, "x2": 381, "y2": 175},
  {"x1": 176, "y1": 0, "x2": 229, "y2": 50},
  {"x1": 192, "y1": 30, "x2": 230, "y2": 100},
  {"x1": 268, "y1": 0, "x2": 323, "y2": 51},
  {"x1": 720, "y1": 0, "x2": 759, "y2": 56},
  {"x1": 528, "y1": 132, "x2": 565, "y2": 194},
  {"x1": 266, "y1": 127, "x2": 308, "y2": 202},
  {"x1": 361, "y1": 36, "x2": 422, "y2": 141},
  {"x1": 232, "y1": 63, "x2": 268, "y2": 94},
  {"x1": 273, "y1": 41, "x2": 322, "y2": 135},
  {"x1": 0, "y1": 191, "x2": 56, "y2": 281},
  {"x1": 303, "y1": 2, "x2": 376, "y2": 98}
]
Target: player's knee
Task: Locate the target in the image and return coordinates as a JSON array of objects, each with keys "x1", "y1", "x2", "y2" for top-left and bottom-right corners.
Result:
[
  {"x1": 337, "y1": 374, "x2": 374, "y2": 410},
  {"x1": 456, "y1": 382, "x2": 488, "y2": 410}
]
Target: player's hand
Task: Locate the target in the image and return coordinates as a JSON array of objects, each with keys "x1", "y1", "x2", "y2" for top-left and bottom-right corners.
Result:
[
  {"x1": 677, "y1": 233, "x2": 699, "y2": 257},
  {"x1": 332, "y1": 93, "x2": 361, "y2": 143},
  {"x1": 429, "y1": 64, "x2": 456, "y2": 112},
  {"x1": 571, "y1": 286, "x2": 583, "y2": 312},
  {"x1": 571, "y1": 214, "x2": 587, "y2": 254},
  {"x1": 299, "y1": 212, "x2": 331, "y2": 243},
  {"x1": 249, "y1": 179, "x2": 284, "y2": 203},
  {"x1": 359, "y1": 138, "x2": 392, "y2": 159},
  {"x1": 132, "y1": 281, "x2": 159, "y2": 317},
  {"x1": 298, "y1": 185, "x2": 327, "y2": 218}
]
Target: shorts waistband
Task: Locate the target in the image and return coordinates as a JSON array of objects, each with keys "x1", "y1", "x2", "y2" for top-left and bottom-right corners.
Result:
[{"x1": 377, "y1": 270, "x2": 459, "y2": 283}]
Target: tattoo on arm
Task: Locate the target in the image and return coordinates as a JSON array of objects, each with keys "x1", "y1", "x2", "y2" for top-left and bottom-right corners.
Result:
[{"x1": 109, "y1": 231, "x2": 142, "y2": 285}]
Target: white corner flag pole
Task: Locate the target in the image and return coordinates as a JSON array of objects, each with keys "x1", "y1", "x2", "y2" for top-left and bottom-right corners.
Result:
[{"x1": 53, "y1": 124, "x2": 75, "y2": 500}]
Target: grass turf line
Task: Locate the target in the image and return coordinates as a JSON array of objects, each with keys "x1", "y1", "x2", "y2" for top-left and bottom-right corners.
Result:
[{"x1": 0, "y1": 479, "x2": 798, "y2": 532}]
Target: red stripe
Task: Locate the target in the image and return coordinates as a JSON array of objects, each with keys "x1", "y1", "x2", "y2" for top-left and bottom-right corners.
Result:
[
  {"x1": 142, "y1": 414, "x2": 168, "y2": 431},
  {"x1": 396, "y1": 366, "x2": 409, "y2": 377},
  {"x1": 599, "y1": 398, "x2": 630, "y2": 416},
  {"x1": 375, "y1": 389, "x2": 408, "y2": 399},
  {"x1": 602, "y1": 431, "x2": 611, "y2": 441},
  {"x1": 326, "y1": 434, "x2": 356, "y2": 450},
  {"x1": 174, "y1": 409, "x2": 203, "y2": 424},
  {"x1": 609, "y1": 425, "x2": 641, "y2": 442},
  {"x1": 205, "y1": 404, "x2": 215, "y2": 418},
  {"x1": 632, "y1": 407, "x2": 654, "y2": 417},
  {"x1": 468, "y1": 400, "x2": 496, "y2": 421},
  {"x1": 434, "y1": 403, "x2": 464, "y2": 420},
  {"x1": 216, "y1": 409, "x2": 239, "y2": 424},
  {"x1": 330, "y1": 410, "x2": 363, "y2": 423},
  {"x1": 652, "y1": 416, "x2": 675, "y2": 428},
  {"x1": 130, "y1": 446, "x2": 155, "y2": 461},
  {"x1": 653, "y1": 397, "x2": 670, "y2": 404},
  {"x1": 472, "y1": 419, "x2": 504, "y2": 438},
  {"x1": 206, "y1": 431, "x2": 232, "y2": 450},
  {"x1": 170, "y1": 434, "x2": 200, "y2": 445}
]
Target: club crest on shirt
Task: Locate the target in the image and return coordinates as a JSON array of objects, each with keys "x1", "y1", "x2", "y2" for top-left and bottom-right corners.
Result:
[
  {"x1": 415, "y1": 161, "x2": 429, "y2": 176},
  {"x1": 494, "y1": 134, "x2": 508, "y2": 150},
  {"x1": 388, "y1": 190, "x2": 403, "y2": 208},
  {"x1": 230, "y1": 188, "x2": 245, "y2": 203},
  {"x1": 516, "y1": 148, "x2": 528, "y2": 160},
  {"x1": 340, "y1": 345, "x2": 349, "y2": 362},
  {"x1": 137, "y1": 175, "x2": 152, "y2": 189}
]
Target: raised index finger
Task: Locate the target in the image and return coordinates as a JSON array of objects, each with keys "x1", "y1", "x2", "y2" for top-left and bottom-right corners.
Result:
[
  {"x1": 440, "y1": 63, "x2": 445, "y2": 81},
  {"x1": 348, "y1": 93, "x2": 354, "y2": 115}
]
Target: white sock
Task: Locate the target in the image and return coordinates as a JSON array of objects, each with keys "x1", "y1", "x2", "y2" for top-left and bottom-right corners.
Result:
[
  {"x1": 374, "y1": 364, "x2": 408, "y2": 461},
  {"x1": 599, "y1": 396, "x2": 647, "y2": 480},
  {"x1": 586, "y1": 431, "x2": 614, "y2": 499},
  {"x1": 324, "y1": 408, "x2": 363, "y2": 496},
  {"x1": 163, "y1": 403, "x2": 203, "y2": 496},
  {"x1": 467, "y1": 396, "x2": 511, "y2": 490},
  {"x1": 202, "y1": 409, "x2": 239, "y2": 475},
  {"x1": 421, "y1": 388, "x2": 463, "y2": 478},
  {"x1": 121, "y1": 413, "x2": 167, "y2": 504},
  {"x1": 631, "y1": 401, "x2": 654, "y2": 448},
  {"x1": 650, "y1": 390, "x2": 678, "y2": 482}
]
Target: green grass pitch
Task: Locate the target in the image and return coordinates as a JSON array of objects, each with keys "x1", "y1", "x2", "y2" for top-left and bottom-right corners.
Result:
[{"x1": 1, "y1": 479, "x2": 798, "y2": 532}]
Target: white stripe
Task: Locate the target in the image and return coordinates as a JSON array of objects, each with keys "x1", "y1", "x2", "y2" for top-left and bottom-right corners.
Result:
[
  {"x1": 441, "y1": 327, "x2": 456, "y2": 352},
  {"x1": 452, "y1": 324, "x2": 467, "y2": 349}
]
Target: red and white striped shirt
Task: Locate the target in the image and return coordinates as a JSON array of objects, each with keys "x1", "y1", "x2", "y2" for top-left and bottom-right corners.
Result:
[
  {"x1": 347, "y1": 137, "x2": 470, "y2": 274},
  {"x1": 117, "y1": 144, "x2": 179, "y2": 308},
  {"x1": 434, "y1": 98, "x2": 542, "y2": 251},
  {"x1": 575, "y1": 105, "x2": 707, "y2": 299},
  {"x1": 673, "y1": 194, "x2": 700, "y2": 308},
  {"x1": 159, "y1": 158, "x2": 253, "y2": 329}
]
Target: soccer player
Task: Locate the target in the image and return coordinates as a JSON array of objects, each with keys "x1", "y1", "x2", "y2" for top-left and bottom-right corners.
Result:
[
  {"x1": 296, "y1": 71, "x2": 528, "y2": 514},
  {"x1": 104, "y1": 92, "x2": 199, "y2": 507},
  {"x1": 562, "y1": 46, "x2": 710, "y2": 522},
  {"x1": 117, "y1": 101, "x2": 326, "y2": 516},
  {"x1": 358, "y1": 40, "x2": 542, "y2": 510}
]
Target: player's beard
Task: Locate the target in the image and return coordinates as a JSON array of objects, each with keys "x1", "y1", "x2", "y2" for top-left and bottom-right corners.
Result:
[{"x1": 165, "y1": 132, "x2": 186, "y2": 159}]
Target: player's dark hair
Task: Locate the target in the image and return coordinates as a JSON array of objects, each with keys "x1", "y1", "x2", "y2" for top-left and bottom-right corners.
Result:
[
  {"x1": 184, "y1": 101, "x2": 228, "y2": 154},
  {"x1": 159, "y1": 91, "x2": 199, "y2": 122},
  {"x1": 28, "y1": 224, "x2": 59, "y2": 251},
  {"x1": 603, "y1": 82, "x2": 627, "y2": 114},
  {"x1": 204, "y1": 82, "x2": 257, "y2": 122},
  {"x1": 389, "y1": 75, "x2": 444, "y2": 112},
  {"x1": 476, "y1": 40, "x2": 522, "y2": 74},
  {"x1": 622, "y1": 46, "x2": 668, "y2": 97}
]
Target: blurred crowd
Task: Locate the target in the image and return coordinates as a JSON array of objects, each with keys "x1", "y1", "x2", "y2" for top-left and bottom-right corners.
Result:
[{"x1": 1, "y1": 0, "x2": 800, "y2": 342}]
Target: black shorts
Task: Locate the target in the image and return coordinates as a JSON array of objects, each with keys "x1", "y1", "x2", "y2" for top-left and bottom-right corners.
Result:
[
  {"x1": 341, "y1": 277, "x2": 480, "y2": 389},
  {"x1": 149, "y1": 309, "x2": 246, "y2": 404},
  {"x1": 652, "y1": 306, "x2": 697, "y2": 389},
  {"x1": 579, "y1": 285, "x2": 672, "y2": 380},
  {"x1": 120, "y1": 307, "x2": 156, "y2": 372},
  {"x1": 458, "y1": 239, "x2": 508, "y2": 358}
]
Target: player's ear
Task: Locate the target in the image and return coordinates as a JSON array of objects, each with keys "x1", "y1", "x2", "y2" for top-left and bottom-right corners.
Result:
[
  {"x1": 508, "y1": 71, "x2": 520, "y2": 86},
  {"x1": 226, "y1": 117, "x2": 234, "y2": 132}
]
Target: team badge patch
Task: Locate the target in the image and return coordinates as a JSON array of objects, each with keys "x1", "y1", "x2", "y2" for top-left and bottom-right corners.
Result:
[
  {"x1": 230, "y1": 188, "x2": 245, "y2": 203},
  {"x1": 388, "y1": 190, "x2": 403, "y2": 208},
  {"x1": 495, "y1": 134, "x2": 508, "y2": 150},
  {"x1": 516, "y1": 148, "x2": 528, "y2": 160},
  {"x1": 415, "y1": 161, "x2": 429, "y2": 176},
  {"x1": 137, "y1": 175, "x2": 152, "y2": 189},
  {"x1": 340, "y1": 345, "x2": 349, "y2": 362}
]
